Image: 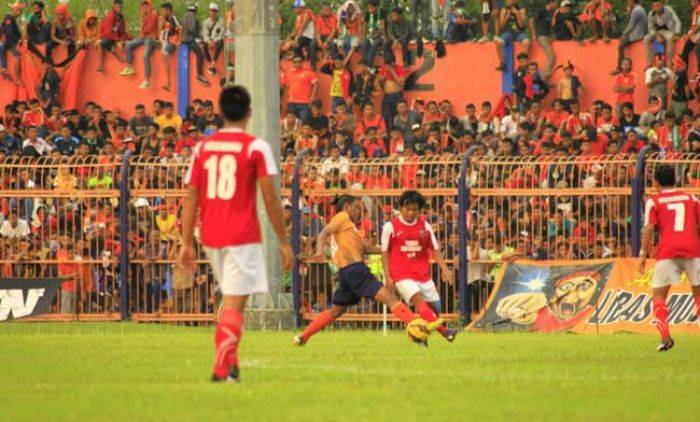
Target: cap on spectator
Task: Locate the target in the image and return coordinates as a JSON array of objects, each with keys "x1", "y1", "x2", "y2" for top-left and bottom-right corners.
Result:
[
  {"x1": 209, "y1": 2, "x2": 219, "y2": 10},
  {"x1": 188, "y1": 126, "x2": 198, "y2": 132},
  {"x1": 134, "y1": 198, "x2": 150, "y2": 208},
  {"x1": 55, "y1": 3, "x2": 68, "y2": 14},
  {"x1": 187, "y1": 4, "x2": 197, "y2": 11},
  {"x1": 516, "y1": 52, "x2": 528, "y2": 60},
  {"x1": 292, "y1": 0, "x2": 305, "y2": 9},
  {"x1": 561, "y1": 0, "x2": 572, "y2": 6},
  {"x1": 0, "y1": 124, "x2": 5, "y2": 131},
  {"x1": 411, "y1": 124, "x2": 421, "y2": 130}
]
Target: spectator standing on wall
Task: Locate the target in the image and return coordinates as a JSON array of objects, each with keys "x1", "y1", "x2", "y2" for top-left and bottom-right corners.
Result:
[
  {"x1": 612, "y1": 0, "x2": 646, "y2": 75},
  {"x1": 201, "y1": 3, "x2": 224, "y2": 77},
  {"x1": 529, "y1": 0, "x2": 557, "y2": 80},
  {"x1": 412, "y1": 0, "x2": 432, "y2": 39},
  {"x1": 158, "y1": 3, "x2": 181, "y2": 92},
  {"x1": 479, "y1": 0, "x2": 501, "y2": 43},
  {"x1": 120, "y1": 0, "x2": 159, "y2": 90},
  {"x1": 669, "y1": 56, "x2": 690, "y2": 118},
  {"x1": 643, "y1": 0, "x2": 681, "y2": 69},
  {"x1": 181, "y1": 4, "x2": 210, "y2": 86},
  {"x1": 97, "y1": 0, "x2": 131, "y2": 73}
]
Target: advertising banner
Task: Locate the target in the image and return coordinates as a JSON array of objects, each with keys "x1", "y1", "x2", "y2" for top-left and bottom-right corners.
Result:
[
  {"x1": 0, "y1": 279, "x2": 64, "y2": 321},
  {"x1": 469, "y1": 259, "x2": 699, "y2": 334}
]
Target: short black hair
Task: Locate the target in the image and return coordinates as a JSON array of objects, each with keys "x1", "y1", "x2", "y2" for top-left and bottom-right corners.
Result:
[
  {"x1": 334, "y1": 195, "x2": 358, "y2": 211},
  {"x1": 219, "y1": 85, "x2": 251, "y2": 122},
  {"x1": 161, "y1": 3, "x2": 173, "y2": 11},
  {"x1": 399, "y1": 190, "x2": 427, "y2": 209},
  {"x1": 654, "y1": 165, "x2": 675, "y2": 187},
  {"x1": 135, "y1": 104, "x2": 145, "y2": 110}
]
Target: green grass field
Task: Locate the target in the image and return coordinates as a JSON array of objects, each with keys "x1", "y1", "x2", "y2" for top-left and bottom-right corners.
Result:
[{"x1": 1, "y1": 323, "x2": 698, "y2": 421}]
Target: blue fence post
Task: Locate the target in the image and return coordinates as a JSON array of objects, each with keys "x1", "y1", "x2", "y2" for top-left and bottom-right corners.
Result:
[
  {"x1": 177, "y1": 44, "x2": 191, "y2": 118},
  {"x1": 501, "y1": 40, "x2": 515, "y2": 95},
  {"x1": 119, "y1": 152, "x2": 132, "y2": 321},
  {"x1": 631, "y1": 146, "x2": 651, "y2": 256},
  {"x1": 458, "y1": 146, "x2": 479, "y2": 327},
  {"x1": 291, "y1": 149, "x2": 309, "y2": 328}
]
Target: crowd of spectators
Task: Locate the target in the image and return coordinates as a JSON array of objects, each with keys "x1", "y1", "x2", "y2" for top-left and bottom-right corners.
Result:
[{"x1": 2, "y1": 0, "x2": 700, "y2": 317}]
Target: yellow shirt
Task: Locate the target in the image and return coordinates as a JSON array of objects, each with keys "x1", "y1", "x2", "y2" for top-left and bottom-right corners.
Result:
[
  {"x1": 155, "y1": 114, "x2": 183, "y2": 135},
  {"x1": 330, "y1": 69, "x2": 344, "y2": 98},
  {"x1": 156, "y1": 214, "x2": 177, "y2": 241},
  {"x1": 327, "y1": 211, "x2": 364, "y2": 269}
]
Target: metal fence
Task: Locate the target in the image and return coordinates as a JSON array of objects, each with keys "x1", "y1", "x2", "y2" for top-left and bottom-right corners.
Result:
[{"x1": 2, "y1": 151, "x2": 699, "y2": 325}]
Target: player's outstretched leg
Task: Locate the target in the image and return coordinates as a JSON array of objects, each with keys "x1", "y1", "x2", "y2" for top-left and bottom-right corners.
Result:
[
  {"x1": 374, "y1": 287, "x2": 427, "y2": 326},
  {"x1": 427, "y1": 300, "x2": 457, "y2": 342},
  {"x1": 652, "y1": 286, "x2": 674, "y2": 352},
  {"x1": 294, "y1": 305, "x2": 347, "y2": 346},
  {"x1": 212, "y1": 296, "x2": 247, "y2": 382}
]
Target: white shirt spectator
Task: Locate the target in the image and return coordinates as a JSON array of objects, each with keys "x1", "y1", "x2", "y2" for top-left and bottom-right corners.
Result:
[
  {"x1": 22, "y1": 137, "x2": 53, "y2": 156},
  {"x1": 467, "y1": 246, "x2": 489, "y2": 284},
  {"x1": 1, "y1": 218, "x2": 31, "y2": 239},
  {"x1": 499, "y1": 113, "x2": 523, "y2": 139},
  {"x1": 321, "y1": 155, "x2": 350, "y2": 176}
]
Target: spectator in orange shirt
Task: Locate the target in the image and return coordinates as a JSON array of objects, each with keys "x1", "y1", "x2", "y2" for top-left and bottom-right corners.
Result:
[
  {"x1": 596, "y1": 103, "x2": 619, "y2": 135},
  {"x1": 282, "y1": 55, "x2": 318, "y2": 123},
  {"x1": 355, "y1": 102, "x2": 387, "y2": 140},
  {"x1": 613, "y1": 57, "x2": 635, "y2": 117},
  {"x1": 310, "y1": 5, "x2": 338, "y2": 69},
  {"x1": 363, "y1": 127, "x2": 387, "y2": 157},
  {"x1": 57, "y1": 242, "x2": 79, "y2": 314}
]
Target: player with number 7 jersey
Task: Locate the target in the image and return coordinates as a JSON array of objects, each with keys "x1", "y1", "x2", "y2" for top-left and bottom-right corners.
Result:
[
  {"x1": 641, "y1": 165, "x2": 700, "y2": 352},
  {"x1": 179, "y1": 86, "x2": 293, "y2": 383}
]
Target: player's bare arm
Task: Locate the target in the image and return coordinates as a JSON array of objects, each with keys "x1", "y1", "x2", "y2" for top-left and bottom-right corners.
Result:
[
  {"x1": 259, "y1": 176, "x2": 293, "y2": 271},
  {"x1": 381, "y1": 251, "x2": 394, "y2": 291},
  {"x1": 178, "y1": 185, "x2": 199, "y2": 272},
  {"x1": 433, "y1": 248, "x2": 453, "y2": 285},
  {"x1": 639, "y1": 223, "x2": 654, "y2": 273}
]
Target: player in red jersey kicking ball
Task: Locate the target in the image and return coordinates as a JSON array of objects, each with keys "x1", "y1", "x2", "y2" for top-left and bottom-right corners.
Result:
[
  {"x1": 179, "y1": 86, "x2": 293, "y2": 382},
  {"x1": 640, "y1": 165, "x2": 700, "y2": 352},
  {"x1": 293, "y1": 195, "x2": 438, "y2": 346},
  {"x1": 381, "y1": 190, "x2": 458, "y2": 342}
]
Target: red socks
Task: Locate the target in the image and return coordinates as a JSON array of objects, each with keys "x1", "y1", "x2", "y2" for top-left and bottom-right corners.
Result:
[
  {"x1": 416, "y1": 302, "x2": 447, "y2": 335},
  {"x1": 213, "y1": 309, "x2": 244, "y2": 378},
  {"x1": 695, "y1": 295, "x2": 700, "y2": 322},
  {"x1": 301, "y1": 309, "x2": 335, "y2": 342},
  {"x1": 391, "y1": 302, "x2": 417, "y2": 325},
  {"x1": 652, "y1": 297, "x2": 670, "y2": 341}
]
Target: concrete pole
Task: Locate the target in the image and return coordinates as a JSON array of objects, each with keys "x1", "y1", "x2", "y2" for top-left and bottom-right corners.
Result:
[{"x1": 235, "y1": 0, "x2": 292, "y2": 326}]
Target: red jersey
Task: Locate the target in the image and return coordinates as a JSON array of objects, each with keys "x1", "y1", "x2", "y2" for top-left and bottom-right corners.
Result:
[
  {"x1": 185, "y1": 128, "x2": 278, "y2": 247},
  {"x1": 381, "y1": 216, "x2": 439, "y2": 283},
  {"x1": 644, "y1": 189, "x2": 700, "y2": 259}
]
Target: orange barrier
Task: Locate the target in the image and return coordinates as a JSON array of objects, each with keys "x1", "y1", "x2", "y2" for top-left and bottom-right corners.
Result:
[{"x1": 2, "y1": 41, "x2": 689, "y2": 115}]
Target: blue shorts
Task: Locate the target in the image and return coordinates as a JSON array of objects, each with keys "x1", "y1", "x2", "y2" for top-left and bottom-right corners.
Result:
[
  {"x1": 500, "y1": 31, "x2": 529, "y2": 44},
  {"x1": 332, "y1": 262, "x2": 383, "y2": 306}
]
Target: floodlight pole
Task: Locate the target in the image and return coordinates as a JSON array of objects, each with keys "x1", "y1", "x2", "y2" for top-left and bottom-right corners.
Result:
[{"x1": 236, "y1": 0, "x2": 293, "y2": 328}]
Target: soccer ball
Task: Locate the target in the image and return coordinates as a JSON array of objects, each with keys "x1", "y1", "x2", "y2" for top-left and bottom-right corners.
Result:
[{"x1": 406, "y1": 319, "x2": 431, "y2": 343}]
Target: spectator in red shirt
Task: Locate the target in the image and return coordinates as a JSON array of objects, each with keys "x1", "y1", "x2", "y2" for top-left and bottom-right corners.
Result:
[
  {"x1": 57, "y1": 242, "x2": 78, "y2": 314},
  {"x1": 613, "y1": 57, "x2": 635, "y2": 117},
  {"x1": 564, "y1": 100, "x2": 594, "y2": 141},
  {"x1": 22, "y1": 99, "x2": 46, "y2": 129},
  {"x1": 282, "y1": 55, "x2": 318, "y2": 123},
  {"x1": 596, "y1": 103, "x2": 619, "y2": 135},
  {"x1": 378, "y1": 53, "x2": 406, "y2": 132},
  {"x1": 295, "y1": 123, "x2": 319, "y2": 156},
  {"x1": 621, "y1": 129, "x2": 646, "y2": 153},
  {"x1": 120, "y1": 0, "x2": 159, "y2": 89},
  {"x1": 97, "y1": 0, "x2": 131, "y2": 73},
  {"x1": 363, "y1": 127, "x2": 387, "y2": 157}
]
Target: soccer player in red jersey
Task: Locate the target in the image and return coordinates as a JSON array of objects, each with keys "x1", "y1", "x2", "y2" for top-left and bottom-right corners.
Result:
[
  {"x1": 293, "y1": 195, "x2": 434, "y2": 345},
  {"x1": 640, "y1": 165, "x2": 700, "y2": 352},
  {"x1": 381, "y1": 191, "x2": 457, "y2": 342},
  {"x1": 178, "y1": 86, "x2": 293, "y2": 382}
]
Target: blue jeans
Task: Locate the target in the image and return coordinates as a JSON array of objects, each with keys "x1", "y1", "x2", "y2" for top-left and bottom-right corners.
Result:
[
  {"x1": 360, "y1": 36, "x2": 384, "y2": 67},
  {"x1": 382, "y1": 93, "x2": 404, "y2": 133},
  {"x1": 286, "y1": 103, "x2": 311, "y2": 122},
  {"x1": 0, "y1": 42, "x2": 19, "y2": 70},
  {"x1": 125, "y1": 38, "x2": 156, "y2": 78}
]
